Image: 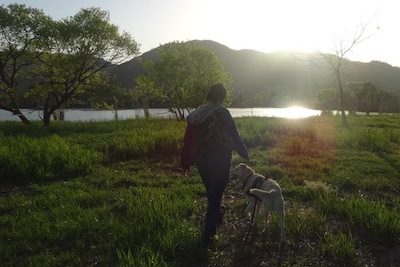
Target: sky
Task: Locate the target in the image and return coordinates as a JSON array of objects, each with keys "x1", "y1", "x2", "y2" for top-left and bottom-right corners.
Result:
[{"x1": 2, "y1": 0, "x2": 399, "y2": 67}]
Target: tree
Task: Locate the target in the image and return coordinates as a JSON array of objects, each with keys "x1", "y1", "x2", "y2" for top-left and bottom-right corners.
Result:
[
  {"x1": 316, "y1": 88, "x2": 340, "y2": 113},
  {"x1": 130, "y1": 84, "x2": 154, "y2": 118},
  {"x1": 377, "y1": 90, "x2": 400, "y2": 113},
  {"x1": 71, "y1": 72, "x2": 134, "y2": 110},
  {"x1": 0, "y1": 4, "x2": 51, "y2": 124},
  {"x1": 30, "y1": 7, "x2": 140, "y2": 126},
  {"x1": 346, "y1": 81, "x2": 378, "y2": 114},
  {"x1": 315, "y1": 21, "x2": 377, "y2": 127},
  {"x1": 135, "y1": 41, "x2": 232, "y2": 120}
]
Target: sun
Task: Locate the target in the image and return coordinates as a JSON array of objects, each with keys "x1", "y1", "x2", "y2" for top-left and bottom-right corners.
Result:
[{"x1": 280, "y1": 106, "x2": 321, "y2": 119}]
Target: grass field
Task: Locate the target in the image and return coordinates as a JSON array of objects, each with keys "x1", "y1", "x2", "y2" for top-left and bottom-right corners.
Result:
[{"x1": 1, "y1": 114, "x2": 400, "y2": 266}]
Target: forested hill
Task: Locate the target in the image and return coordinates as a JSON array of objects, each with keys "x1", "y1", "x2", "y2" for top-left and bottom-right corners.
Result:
[{"x1": 108, "y1": 40, "x2": 400, "y2": 107}]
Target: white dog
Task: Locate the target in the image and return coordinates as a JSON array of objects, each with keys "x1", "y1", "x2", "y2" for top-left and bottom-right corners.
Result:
[{"x1": 230, "y1": 163, "x2": 286, "y2": 242}]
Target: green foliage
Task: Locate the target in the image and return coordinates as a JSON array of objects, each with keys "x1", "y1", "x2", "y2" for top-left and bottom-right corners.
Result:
[
  {"x1": 135, "y1": 41, "x2": 232, "y2": 120},
  {"x1": 0, "y1": 4, "x2": 140, "y2": 126},
  {"x1": 316, "y1": 88, "x2": 339, "y2": 111},
  {"x1": 81, "y1": 83, "x2": 135, "y2": 110},
  {"x1": 35, "y1": 8, "x2": 139, "y2": 125},
  {"x1": 0, "y1": 134, "x2": 102, "y2": 182},
  {"x1": 345, "y1": 81, "x2": 379, "y2": 113},
  {"x1": 0, "y1": 4, "x2": 51, "y2": 122}
]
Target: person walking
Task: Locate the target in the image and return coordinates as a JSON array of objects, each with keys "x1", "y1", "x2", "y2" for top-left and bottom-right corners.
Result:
[{"x1": 181, "y1": 83, "x2": 249, "y2": 245}]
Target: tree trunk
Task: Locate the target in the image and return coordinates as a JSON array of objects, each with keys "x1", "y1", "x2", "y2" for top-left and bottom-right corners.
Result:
[
  {"x1": 15, "y1": 111, "x2": 31, "y2": 125},
  {"x1": 140, "y1": 96, "x2": 150, "y2": 118},
  {"x1": 43, "y1": 108, "x2": 52, "y2": 126},
  {"x1": 58, "y1": 105, "x2": 65, "y2": 121},
  {"x1": 337, "y1": 72, "x2": 348, "y2": 128},
  {"x1": 1, "y1": 97, "x2": 31, "y2": 125},
  {"x1": 113, "y1": 96, "x2": 119, "y2": 121},
  {"x1": 178, "y1": 108, "x2": 185, "y2": 121}
]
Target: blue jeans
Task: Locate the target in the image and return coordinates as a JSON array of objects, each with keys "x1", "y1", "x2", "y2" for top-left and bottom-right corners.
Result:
[{"x1": 196, "y1": 152, "x2": 231, "y2": 239}]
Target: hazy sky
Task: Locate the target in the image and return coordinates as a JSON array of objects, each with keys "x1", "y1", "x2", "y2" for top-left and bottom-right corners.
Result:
[{"x1": 2, "y1": 0, "x2": 399, "y2": 67}]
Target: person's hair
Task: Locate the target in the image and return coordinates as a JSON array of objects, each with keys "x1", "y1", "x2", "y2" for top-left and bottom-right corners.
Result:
[{"x1": 206, "y1": 83, "x2": 227, "y2": 103}]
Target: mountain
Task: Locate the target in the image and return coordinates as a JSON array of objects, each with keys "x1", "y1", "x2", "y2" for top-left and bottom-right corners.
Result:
[{"x1": 108, "y1": 40, "x2": 400, "y2": 107}]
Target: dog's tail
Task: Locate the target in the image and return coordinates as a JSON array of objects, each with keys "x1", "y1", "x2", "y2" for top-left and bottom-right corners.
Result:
[{"x1": 250, "y1": 188, "x2": 277, "y2": 199}]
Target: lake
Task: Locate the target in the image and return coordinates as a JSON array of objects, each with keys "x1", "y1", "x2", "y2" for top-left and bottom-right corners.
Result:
[{"x1": 0, "y1": 107, "x2": 322, "y2": 122}]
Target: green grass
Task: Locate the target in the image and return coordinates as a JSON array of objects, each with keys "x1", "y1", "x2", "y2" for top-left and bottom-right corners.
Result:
[
  {"x1": 0, "y1": 134, "x2": 102, "y2": 183},
  {"x1": 0, "y1": 164, "x2": 205, "y2": 266},
  {"x1": 321, "y1": 232, "x2": 357, "y2": 264},
  {"x1": 1, "y1": 114, "x2": 400, "y2": 266}
]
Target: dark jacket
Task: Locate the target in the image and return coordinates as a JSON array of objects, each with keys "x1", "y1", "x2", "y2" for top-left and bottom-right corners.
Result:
[{"x1": 181, "y1": 104, "x2": 249, "y2": 169}]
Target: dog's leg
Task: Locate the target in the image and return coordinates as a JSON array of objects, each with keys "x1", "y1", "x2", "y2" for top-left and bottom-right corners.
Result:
[
  {"x1": 263, "y1": 203, "x2": 271, "y2": 234},
  {"x1": 252, "y1": 201, "x2": 262, "y2": 225},
  {"x1": 276, "y1": 199, "x2": 287, "y2": 243}
]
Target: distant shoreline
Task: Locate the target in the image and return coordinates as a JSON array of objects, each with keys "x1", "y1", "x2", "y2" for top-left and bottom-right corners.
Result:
[{"x1": 0, "y1": 107, "x2": 323, "y2": 122}]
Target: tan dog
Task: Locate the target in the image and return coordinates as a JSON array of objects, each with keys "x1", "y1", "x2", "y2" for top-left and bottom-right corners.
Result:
[{"x1": 230, "y1": 163, "x2": 286, "y2": 242}]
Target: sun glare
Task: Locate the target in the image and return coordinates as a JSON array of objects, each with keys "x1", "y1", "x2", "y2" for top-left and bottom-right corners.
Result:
[
  {"x1": 228, "y1": 107, "x2": 321, "y2": 119},
  {"x1": 281, "y1": 106, "x2": 321, "y2": 119}
]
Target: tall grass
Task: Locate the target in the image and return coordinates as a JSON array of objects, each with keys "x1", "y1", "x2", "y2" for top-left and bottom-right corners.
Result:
[
  {"x1": 110, "y1": 126, "x2": 184, "y2": 161},
  {"x1": 68, "y1": 119, "x2": 186, "y2": 161},
  {"x1": 345, "y1": 196, "x2": 400, "y2": 245},
  {"x1": 0, "y1": 164, "x2": 205, "y2": 266},
  {"x1": 337, "y1": 128, "x2": 399, "y2": 152},
  {"x1": 321, "y1": 232, "x2": 356, "y2": 264},
  {"x1": 315, "y1": 192, "x2": 400, "y2": 245},
  {"x1": 0, "y1": 135, "x2": 102, "y2": 183},
  {"x1": 285, "y1": 204, "x2": 326, "y2": 244}
]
